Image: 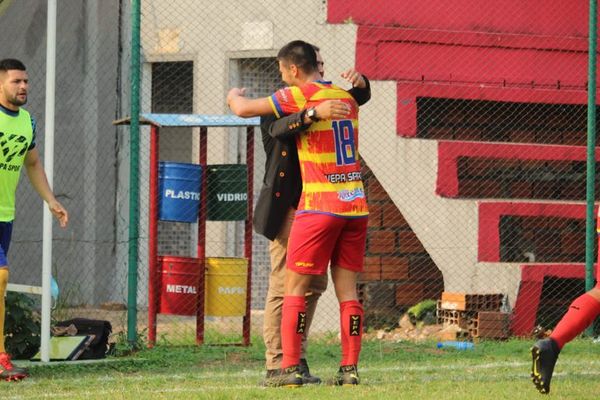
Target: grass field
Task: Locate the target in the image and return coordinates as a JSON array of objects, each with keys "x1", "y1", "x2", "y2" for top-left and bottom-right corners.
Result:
[{"x1": 4, "y1": 336, "x2": 600, "y2": 399}]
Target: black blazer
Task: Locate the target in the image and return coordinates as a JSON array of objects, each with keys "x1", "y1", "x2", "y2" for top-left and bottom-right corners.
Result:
[{"x1": 253, "y1": 77, "x2": 372, "y2": 240}]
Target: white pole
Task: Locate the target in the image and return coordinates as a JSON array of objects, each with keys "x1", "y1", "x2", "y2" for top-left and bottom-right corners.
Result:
[{"x1": 41, "y1": 0, "x2": 57, "y2": 363}]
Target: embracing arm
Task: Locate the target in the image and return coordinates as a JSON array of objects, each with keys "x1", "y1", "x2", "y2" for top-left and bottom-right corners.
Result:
[
  {"x1": 267, "y1": 72, "x2": 370, "y2": 139},
  {"x1": 24, "y1": 148, "x2": 69, "y2": 227},
  {"x1": 342, "y1": 69, "x2": 371, "y2": 106},
  {"x1": 267, "y1": 99, "x2": 352, "y2": 140},
  {"x1": 227, "y1": 88, "x2": 273, "y2": 118},
  {"x1": 266, "y1": 111, "x2": 307, "y2": 140}
]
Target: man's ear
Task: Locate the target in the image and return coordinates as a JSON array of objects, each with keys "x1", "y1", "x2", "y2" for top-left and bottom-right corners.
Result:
[{"x1": 290, "y1": 64, "x2": 299, "y2": 78}]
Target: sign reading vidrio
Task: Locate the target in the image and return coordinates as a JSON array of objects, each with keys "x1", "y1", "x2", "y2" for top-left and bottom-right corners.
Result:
[{"x1": 207, "y1": 164, "x2": 248, "y2": 221}]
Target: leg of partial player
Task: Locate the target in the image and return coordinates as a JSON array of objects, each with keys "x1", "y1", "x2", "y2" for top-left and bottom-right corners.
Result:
[
  {"x1": 0, "y1": 267, "x2": 28, "y2": 381},
  {"x1": 531, "y1": 285, "x2": 600, "y2": 394},
  {"x1": 332, "y1": 265, "x2": 362, "y2": 386}
]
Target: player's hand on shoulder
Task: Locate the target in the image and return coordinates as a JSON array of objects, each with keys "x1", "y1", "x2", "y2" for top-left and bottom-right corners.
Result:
[
  {"x1": 314, "y1": 100, "x2": 350, "y2": 120},
  {"x1": 340, "y1": 69, "x2": 366, "y2": 89}
]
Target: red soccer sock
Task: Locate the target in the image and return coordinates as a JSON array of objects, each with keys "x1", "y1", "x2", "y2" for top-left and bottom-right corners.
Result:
[
  {"x1": 281, "y1": 295, "x2": 306, "y2": 369},
  {"x1": 550, "y1": 293, "x2": 600, "y2": 349},
  {"x1": 340, "y1": 300, "x2": 363, "y2": 366}
]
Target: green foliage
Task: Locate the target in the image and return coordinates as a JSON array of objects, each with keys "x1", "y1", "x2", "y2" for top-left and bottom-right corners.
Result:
[
  {"x1": 111, "y1": 329, "x2": 147, "y2": 357},
  {"x1": 407, "y1": 299, "x2": 438, "y2": 325},
  {"x1": 5, "y1": 292, "x2": 40, "y2": 359}
]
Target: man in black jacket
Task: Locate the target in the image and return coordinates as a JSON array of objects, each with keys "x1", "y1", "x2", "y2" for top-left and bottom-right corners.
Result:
[{"x1": 254, "y1": 48, "x2": 371, "y2": 384}]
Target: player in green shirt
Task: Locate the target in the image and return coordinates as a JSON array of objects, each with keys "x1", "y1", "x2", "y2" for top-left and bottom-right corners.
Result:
[{"x1": 0, "y1": 59, "x2": 68, "y2": 381}]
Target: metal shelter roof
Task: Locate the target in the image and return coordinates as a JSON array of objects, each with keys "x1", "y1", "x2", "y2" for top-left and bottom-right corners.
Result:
[{"x1": 113, "y1": 113, "x2": 260, "y2": 127}]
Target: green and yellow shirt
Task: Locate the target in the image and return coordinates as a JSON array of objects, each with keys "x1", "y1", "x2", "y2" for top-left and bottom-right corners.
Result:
[{"x1": 0, "y1": 105, "x2": 36, "y2": 221}]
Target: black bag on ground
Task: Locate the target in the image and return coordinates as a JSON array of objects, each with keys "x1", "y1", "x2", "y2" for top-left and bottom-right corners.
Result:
[{"x1": 54, "y1": 318, "x2": 112, "y2": 359}]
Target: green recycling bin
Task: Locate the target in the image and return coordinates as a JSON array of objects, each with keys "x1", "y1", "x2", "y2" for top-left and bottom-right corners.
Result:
[{"x1": 207, "y1": 164, "x2": 247, "y2": 221}]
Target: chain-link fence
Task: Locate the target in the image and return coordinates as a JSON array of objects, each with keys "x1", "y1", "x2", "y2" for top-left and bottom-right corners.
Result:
[
  {"x1": 0, "y1": 0, "x2": 130, "y2": 341},
  {"x1": 1, "y1": 0, "x2": 598, "y2": 349}
]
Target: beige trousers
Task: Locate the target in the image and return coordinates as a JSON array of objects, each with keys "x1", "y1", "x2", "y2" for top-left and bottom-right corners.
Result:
[{"x1": 262, "y1": 207, "x2": 328, "y2": 369}]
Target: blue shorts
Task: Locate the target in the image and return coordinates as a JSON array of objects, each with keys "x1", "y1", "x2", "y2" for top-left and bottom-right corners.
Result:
[{"x1": 0, "y1": 222, "x2": 13, "y2": 267}]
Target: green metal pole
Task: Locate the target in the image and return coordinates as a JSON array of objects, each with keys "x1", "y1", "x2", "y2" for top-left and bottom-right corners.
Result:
[
  {"x1": 585, "y1": 0, "x2": 598, "y2": 335},
  {"x1": 127, "y1": 0, "x2": 141, "y2": 346}
]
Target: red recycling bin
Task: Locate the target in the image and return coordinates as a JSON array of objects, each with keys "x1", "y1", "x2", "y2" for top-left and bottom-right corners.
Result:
[{"x1": 158, "y1": 256, "x2": 201, "y2": 316}]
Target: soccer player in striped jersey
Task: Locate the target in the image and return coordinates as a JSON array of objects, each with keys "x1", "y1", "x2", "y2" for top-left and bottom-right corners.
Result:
[{"x1": 228, "y1": 40, "x2": 368, "y2": 387}]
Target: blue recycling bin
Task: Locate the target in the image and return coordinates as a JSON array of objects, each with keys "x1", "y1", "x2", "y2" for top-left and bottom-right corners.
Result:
[{"x1": 158, "y1": 162, "x2": 202, "y2": 223}]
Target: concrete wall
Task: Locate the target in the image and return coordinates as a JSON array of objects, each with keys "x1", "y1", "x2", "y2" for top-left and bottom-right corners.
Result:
[{"x1": 359, "y1": 81, "x2": 522, "y2": 304}]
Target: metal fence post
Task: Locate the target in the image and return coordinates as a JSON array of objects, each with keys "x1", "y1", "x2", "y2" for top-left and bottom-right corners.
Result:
[{"x1": 127, "y1": 0, "x2": 141, "y2": 346}]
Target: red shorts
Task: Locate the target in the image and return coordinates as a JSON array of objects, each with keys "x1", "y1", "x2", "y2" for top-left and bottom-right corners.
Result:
[{"x1": 286, "y1": 212, "x2": 368, "y2": 275}]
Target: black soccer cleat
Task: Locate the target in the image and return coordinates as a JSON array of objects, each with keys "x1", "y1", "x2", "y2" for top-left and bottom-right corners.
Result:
[
  {"x1": 298, "y1": 358, "x2": 321, "y2": 384},
  {"x1": 0, "y1": 352, "x2": 28, "y2": 382},
  {"x1": 333, "y1": 364, "x2": 360, "y2": 386},
  {"x1": 530, "y1": 338, "x2": 560, "y2": 394},
  {"x1": 263, "y1": 365, "x2": 303, "y2": 388}
]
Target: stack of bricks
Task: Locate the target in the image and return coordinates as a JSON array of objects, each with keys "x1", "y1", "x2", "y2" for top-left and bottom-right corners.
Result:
[
  {"x1": 468, "y1": 311, "x2": 511, "y2": 339},
  {"x1": 437, "y1": 292, "x2": 511, "y2": 340}
]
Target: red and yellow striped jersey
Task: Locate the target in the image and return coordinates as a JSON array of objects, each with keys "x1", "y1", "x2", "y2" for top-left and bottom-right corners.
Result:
[{"x1": 269, "y1": 80, "x2": 368, "y2": 217}]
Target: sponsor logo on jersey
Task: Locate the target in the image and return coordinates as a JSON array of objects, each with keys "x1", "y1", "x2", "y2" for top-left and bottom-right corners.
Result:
[
  {"x1": 0, "y1": 163, "x2": 21, "y2": 172},
  {"x1": 338, "y1": 188, "x2": 365, "y2": 202},
  {"x1": 277, "y1": 88, "x2": 289, "y2": 103},
  {"x1": 325, "y1": 171, "x2": 362, "y2": 183},
  {"x1": 0, "y1": 131, "x2": 29, "y2": 164}
]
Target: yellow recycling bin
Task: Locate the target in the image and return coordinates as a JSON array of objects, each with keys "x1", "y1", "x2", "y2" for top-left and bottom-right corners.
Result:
[{"x1": 205, "y1": 257, "x2": 248, "y2": 317}]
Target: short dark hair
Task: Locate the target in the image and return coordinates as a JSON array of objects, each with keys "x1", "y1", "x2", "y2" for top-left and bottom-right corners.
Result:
[
  {"x1": 277, "y1": 40, "x2": 317, "y2": 74},
  {"x1": 0, "y1": 59, "x2": 26, "y2": 73}
]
